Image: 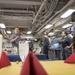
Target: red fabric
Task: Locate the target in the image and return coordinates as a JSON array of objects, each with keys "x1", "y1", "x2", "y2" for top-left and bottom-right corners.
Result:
[
  {"x1": 0, "y1": 52, "x2": 11, "y2": 68},
  {"x1": 64, "y1": 52, "x2": 75, "y2": 63},
  {"x1": 20, "y1": 51, "x2": 48, "y2": 75}
]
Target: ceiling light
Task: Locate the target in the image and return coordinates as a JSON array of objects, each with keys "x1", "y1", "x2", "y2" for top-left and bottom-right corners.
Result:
[
  {"x1": 27, "y1": 31, "x2": 32, "y2": 34},
  {"x1": 34, "y1": 39, "x2": 37, "y2": 41},
  {"x1": 0, "y1": 23, "x2": 6, "y2": 28},
  {"x1": 61, "y1": 9, "x2": 75, "y2": 18},
  {"x1": 45, "y1": 24, "x2": 53, "y2": 29},
  {"x1": 48, "y1": 32, "x2": 54, "y2": 35},
  {"x1": 25, "y1": 36, "x2": 33, "y2": 39},
  {"x1": 62, "y1": 24, "x2": 72, "y2": 28},
  {"x1": 7, "y1": 30, "x2": 11, "y2": 34}
]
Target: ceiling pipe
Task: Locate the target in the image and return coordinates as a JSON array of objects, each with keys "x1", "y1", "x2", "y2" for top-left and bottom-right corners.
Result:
[
  {"x1": 0, "y1": 9, "x2": 34, "y2": 14},
  {"x1": 39, "y1": 0, "x2": 57, "y2": 25},
  {"x1": 39, "y1": 0, "x2": 57, "y2": 22},
  {"x1": 46, "y1": 1, "x2": 75, "y2": 33},
  {"x1": 37, "y1": 0, "x2": 75, "y2": 33},
  {"x1": 48, "y1": 0, "x2": 75, "y2": 22},
  {"x1": 32, "y1": 0, "x2": 47, "y2": 24},
  {"x1": 32, "y1": 0, "x2": 57, "y2": 31},
  {"x1": 0, "y1": 1, "x2": 41, "y2": 5},
  {"x1": 0, "y1": 9, "x2": 35, "y2": 17},
  {"x1": 8, "y1": 25, "x2": 30, "y2": 27},
  {"x1": 0, "y1": 15, "x2": 33, "y2": 21}
]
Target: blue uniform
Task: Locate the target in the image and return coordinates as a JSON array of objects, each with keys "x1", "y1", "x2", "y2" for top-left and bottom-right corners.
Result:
[
  {"x1": 61, "y1": 36, "x2": 72, "y2": 60},
  {"x1": 61, "y1": 36, "x2": 71, "y2": 48}
]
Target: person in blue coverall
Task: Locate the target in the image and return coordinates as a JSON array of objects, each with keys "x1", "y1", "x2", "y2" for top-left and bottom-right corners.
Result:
[{"x1": 61, "y1": 31, "x2": 72, "y2": 60}]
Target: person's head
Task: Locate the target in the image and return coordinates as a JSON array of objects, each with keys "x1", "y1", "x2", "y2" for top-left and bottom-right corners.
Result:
[
  {"x1": 43, "y1": 32, "x2": 47, "y2": 37},
  {"x1": 14, "y1": 27, "x2": 20, "y2": 34},
  {"x1": 61, "y1": 31, "x2": 68, "y2": 38},
  {"x1": 71, "y1": 12, "x2": 75, "y2": 22},
  {"x1": 44, "y1": 33, "x2": 48, "y2": 37}
]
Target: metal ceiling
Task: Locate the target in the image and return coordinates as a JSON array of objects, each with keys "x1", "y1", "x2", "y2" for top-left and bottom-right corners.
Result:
[{"x1": 0, "y1": 0, "x2": 74, "y2": 38}]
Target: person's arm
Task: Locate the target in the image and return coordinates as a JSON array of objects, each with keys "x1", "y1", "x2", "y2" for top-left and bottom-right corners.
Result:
[
  {"x1": 66, "y1": 37, "x2": 72, "y2": 48},
  {"x1": 10, "y1": 36, "x2": 19, "y2": 43},
  {"x1": 66, "y1": 43, "x2": 73, "y2": 48}
]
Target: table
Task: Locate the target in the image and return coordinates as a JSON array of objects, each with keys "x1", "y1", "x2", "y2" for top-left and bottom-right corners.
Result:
[
  {"x1": 7, "y1": 53, "x2": 47, "y2": 62},
  {"x1": 0, "y1": 61, "x2": 75, "y2": 75}
]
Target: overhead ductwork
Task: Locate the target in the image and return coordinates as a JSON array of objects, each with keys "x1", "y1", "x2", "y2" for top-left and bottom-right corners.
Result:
[
  {"x1": 37, "y1": 0, "x2": 75, "y2": 34},
  {"x1": 32, "y1": 0, "x2": 47, "y2": 24},
  {"x1": 0, "y1": 1, "x2": 41, "y2": 5}
]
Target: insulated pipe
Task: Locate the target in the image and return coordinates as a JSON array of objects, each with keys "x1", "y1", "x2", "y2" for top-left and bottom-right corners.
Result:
[
  {"x1": 40, "y1": 0, "x2": 57, "y2": 23},
  {"x1": 0, "y1": 9, "x2": 34, "y2": 14},
  {"x1": 32, "y1": 0, "x2": 47, "y2": 24},
  {"x1": 0, "y1": 9, "x2": 35, "y2": 17},
  {"x1": 32, "y1": 0, "x2": 57, "y2": 31},
  {"x1": 0, "y1": 1, "x2": 41, "y2": 5}
]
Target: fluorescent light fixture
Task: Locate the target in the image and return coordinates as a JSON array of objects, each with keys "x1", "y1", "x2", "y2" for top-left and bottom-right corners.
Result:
[
  {"x1": 45, "y1": 24, "x2": 53, "y2": 29},
  {"x1": 62, "y1": 24, "x2": 72, "y2": 28},
  {"x1": 7, "y1": 30, "x2": 11, "y2": 34},
  {"x1": 0, "y1": 23, "x2": 6, "y2": 28},
  {"x1": 25, "y1": 36, "x2": 33, "y2": 38},
  {"x1": 27, "y1": 31, "x2": 32, "y2": 34},
  {"x1": 61, "y1": 9, "x2": 75, "y2": 18},
  {"x1": 34, "y1": 39, "x2": 37, "y2": 41},
  {"x1": 48, "y1": 32, "x2": 54, "y2": 35}
]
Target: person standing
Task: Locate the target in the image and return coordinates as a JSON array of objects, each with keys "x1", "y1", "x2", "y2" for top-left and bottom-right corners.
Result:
[
  {"x1": 66, "y1": 12, "x2": 75, "y2": 51},
  {"x1": 66, "y1": 33, "x2": 75, "y2": 51},
  {"x1": 9, "y1": 27, "x2": 21, "y2": 53},
  {"x1": 43, "y1": 33, "x2": 49, "y2": 59},
  {"x1": 61, "y1": 31, "x2": 72, "y2": 60}
]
